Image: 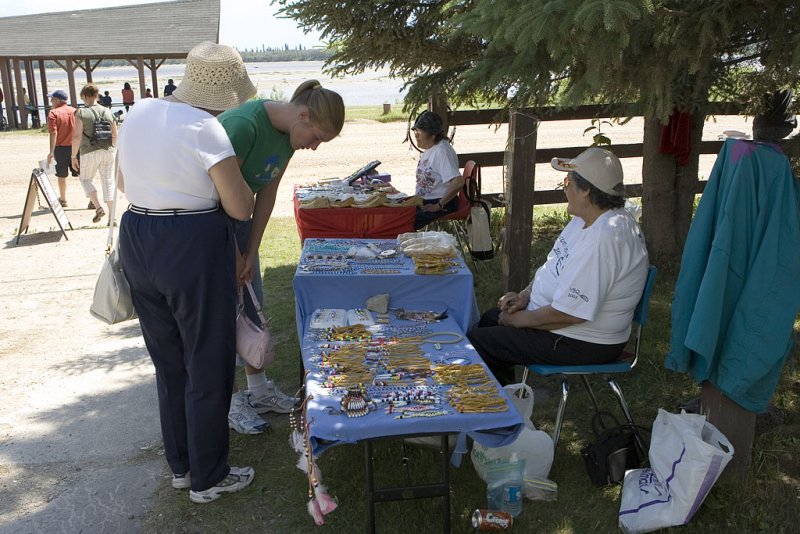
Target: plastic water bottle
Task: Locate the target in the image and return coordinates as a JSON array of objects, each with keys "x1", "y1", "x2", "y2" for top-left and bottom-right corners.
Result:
[{"x1": 501, "y1": 453, "x2": 524, "y2": 517}]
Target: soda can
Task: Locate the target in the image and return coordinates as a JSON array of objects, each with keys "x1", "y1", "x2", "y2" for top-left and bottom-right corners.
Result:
[{"x1": 472, "y1": 509, "x2": 513, "y2": 530}]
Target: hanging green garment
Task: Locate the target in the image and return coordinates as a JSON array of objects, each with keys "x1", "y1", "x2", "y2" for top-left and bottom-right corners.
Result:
[{"x1": 666, "y1": 139, "x2": 800, "y2": 412}]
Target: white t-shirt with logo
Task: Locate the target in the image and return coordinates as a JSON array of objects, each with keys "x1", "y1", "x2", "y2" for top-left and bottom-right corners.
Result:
[
  {"x1": 527, "y1": 208, "x2": 649, "y2": 344},
  {"x1": 415, "y1": 139, "x2": 460, "y2": 199},
  {"x1": 118, "y1": 98, "x2": 236, "y2": 210}
]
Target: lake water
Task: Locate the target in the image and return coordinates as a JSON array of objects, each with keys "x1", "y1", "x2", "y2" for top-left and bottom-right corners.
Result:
[{"x1": 39, "y1": 61, "x2": 408, "y2": 106}]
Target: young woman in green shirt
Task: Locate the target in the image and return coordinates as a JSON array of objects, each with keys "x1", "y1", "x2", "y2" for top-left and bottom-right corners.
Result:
[{"x1": 218, "y1": 80, "x2": 345, "y2": 433}]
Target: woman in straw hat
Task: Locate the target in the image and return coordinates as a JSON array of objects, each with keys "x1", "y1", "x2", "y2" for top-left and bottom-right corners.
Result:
[
  {"x1": 216, "y1": 80, "x2": 344, "y2": 433},
  {"x1": 116, "y1": 42, "x2": 257, "y2": 504}
]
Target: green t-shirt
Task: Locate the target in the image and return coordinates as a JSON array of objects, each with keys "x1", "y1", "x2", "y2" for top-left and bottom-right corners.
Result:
[
  {"x1": 75, "y1": 104, "x2": 114, "y2": 155},
  {"x1": 218, "y1": 99, "x2": 294, "y2": 193}
]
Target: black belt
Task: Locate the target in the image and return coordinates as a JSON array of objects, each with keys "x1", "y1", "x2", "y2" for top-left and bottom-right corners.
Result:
[{"x1": 129, "y1": 204, "x2": 219, "y2": 216}]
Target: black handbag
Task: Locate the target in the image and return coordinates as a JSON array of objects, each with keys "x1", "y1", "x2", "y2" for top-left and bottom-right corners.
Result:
[{"x1": 581, "y1": 411, "x2": 649, "y2": 486}]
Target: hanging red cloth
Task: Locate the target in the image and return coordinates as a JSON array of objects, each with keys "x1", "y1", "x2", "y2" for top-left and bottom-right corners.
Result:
[{"x1": 658, "y1": 110, "x2": 692, "y2": 165}]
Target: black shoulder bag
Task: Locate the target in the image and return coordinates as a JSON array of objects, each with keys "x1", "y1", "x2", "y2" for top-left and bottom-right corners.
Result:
[{"x1": 581, "y1": 411, "x2": 650, "y2": 486}]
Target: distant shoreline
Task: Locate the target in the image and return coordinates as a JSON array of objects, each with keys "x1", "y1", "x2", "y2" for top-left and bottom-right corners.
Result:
[{"x1": 22, "y1": 61, "x2": 408, "y2": 107}]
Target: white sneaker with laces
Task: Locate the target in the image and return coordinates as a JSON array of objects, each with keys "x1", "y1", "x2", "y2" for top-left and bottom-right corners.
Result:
[
  {"x1": 172, "y1": 471, "x2": 191, "y2": 489},
  {"x1": 228, "y1": 392, "x2": 270, "y2": 434},
  {"x1": 247, "y1": 381, "x2": 298, "y2": 414},
  {"x1": 189, "y1": 466, "x2": 255, "y2": 503}
]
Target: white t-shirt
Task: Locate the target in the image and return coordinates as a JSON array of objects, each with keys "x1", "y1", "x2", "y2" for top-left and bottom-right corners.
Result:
[
  {"x1": 527, "y1": 208, "x2": 649, "y2": 344},
  {"x1": 415, "y1": 139, "x2": 460, "y2": 199},
  {"x1": 118, "y1": 99, "x2": 236, "y2": 210}
]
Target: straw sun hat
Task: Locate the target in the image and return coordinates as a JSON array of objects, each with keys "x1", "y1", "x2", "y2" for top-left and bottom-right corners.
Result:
[{"x1": 173, "y1": 41, "x2": 256, "y2": 111}]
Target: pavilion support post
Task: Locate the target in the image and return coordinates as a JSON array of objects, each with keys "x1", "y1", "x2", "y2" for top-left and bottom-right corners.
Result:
[
  {"x1": 137, "y1": 57, "x2": 146, "y2": 99},
  {"x1": 428, "y1": 93, "x2": 448, "y2": 134},
  {"x1": 1, "y1": 58, "x2": 17, "y2": 128},
  {"x1": 13, "y1": 59, "x2": 28, "y2": 129},
  {"x1": 39, "y1": 60, "x2": 50, "y2": 114},
  {"x1": 150, "y1": 58, "x2": 159, "y2": 98},
  {"x1": 502, "y1": 111, "x2": 539, "y2": 293},
  {"x1": 85, "y1": 59, "x2": 93, "y2": 83},
  {"x1": 25, "y1": 60, "x2": 39, "y2": 116},
  {"x1": 66, "y1": 58, "x2": 78, "y2": 107},
  {"x1": 701, "y1": 382, "x2": 755, "y2": 481}
]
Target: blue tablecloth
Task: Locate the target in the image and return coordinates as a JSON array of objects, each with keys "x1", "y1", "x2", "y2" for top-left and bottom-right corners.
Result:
[
  {"x1": 292, "y1": 238, "x2": 480, "y2": 340},
  {"x1": 298, "y1": 316, "x2": 524, "y2": 460}
]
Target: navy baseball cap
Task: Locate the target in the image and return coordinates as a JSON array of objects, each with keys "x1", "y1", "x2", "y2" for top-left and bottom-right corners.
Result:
[{"x1": 48, "y1": 89, "x2": 68, "y2": 101}]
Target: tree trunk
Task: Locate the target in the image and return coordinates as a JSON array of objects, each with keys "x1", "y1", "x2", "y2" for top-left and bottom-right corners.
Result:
[{"x1": 641, "y1": 113, "x2": 705, "y2": 266}]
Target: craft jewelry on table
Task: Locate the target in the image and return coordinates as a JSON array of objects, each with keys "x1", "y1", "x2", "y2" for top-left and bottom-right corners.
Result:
[
  {"x1": 394, "y1": 308, "x2": 448, "y2": 322},
  {"x1": 360, "y1": 268, "x2": 403, "y2": 275},
  {"x1": 309, "y1": 308, "x2": 348, "y2": 329}
]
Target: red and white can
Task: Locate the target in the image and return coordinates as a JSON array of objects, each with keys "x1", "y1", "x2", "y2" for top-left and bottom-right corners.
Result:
[{"x1": 472, "y1": 509, "x2": 513, "y2": 530}]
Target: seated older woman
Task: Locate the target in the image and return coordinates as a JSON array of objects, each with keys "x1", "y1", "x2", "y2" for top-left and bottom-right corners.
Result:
[
  {"x1": 467, "y1": 147, "x2": 649, "y2": 384},
  {"x1": 411, "y1": 111, "x2": 464, "y2": 229}
]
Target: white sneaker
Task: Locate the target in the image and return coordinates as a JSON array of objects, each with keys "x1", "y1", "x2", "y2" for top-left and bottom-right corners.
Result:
[
  {"x1": 189, "y1": 466, "x2": 255, "y2": 503},
  {"x1": 172, "y1": 471, "x2": 191, "y2": 489},
  {"x1": 247, "y1": 381, "x2": 298, "y2": 414},
  {"x1": 228, "y1": 392, "x2": 270, "y2": 434}
]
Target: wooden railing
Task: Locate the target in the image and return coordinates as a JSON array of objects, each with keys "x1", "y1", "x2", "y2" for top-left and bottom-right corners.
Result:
[{"x1": 430, "y1": 101, "x2": 745, "y2": 290}]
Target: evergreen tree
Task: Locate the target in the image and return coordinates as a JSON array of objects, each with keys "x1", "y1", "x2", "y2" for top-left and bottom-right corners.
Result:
[{"x1": 279, "y1": 0, "x2": 800, "y2": 260}]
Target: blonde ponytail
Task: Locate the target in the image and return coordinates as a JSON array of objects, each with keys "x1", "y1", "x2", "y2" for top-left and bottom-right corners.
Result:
[{"x1": 291, "y1": 79, "x2": 345, "y2": 137}]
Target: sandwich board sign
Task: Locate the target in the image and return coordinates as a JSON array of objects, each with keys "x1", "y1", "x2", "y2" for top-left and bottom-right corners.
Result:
[{"x1": 17, "y1": 167, "x2": 73, "y2": 244}]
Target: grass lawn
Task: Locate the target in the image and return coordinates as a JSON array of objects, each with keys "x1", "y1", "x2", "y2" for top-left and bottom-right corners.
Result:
[{"x1": 140, "y1": 210, "x2": 799, "y2": 533}]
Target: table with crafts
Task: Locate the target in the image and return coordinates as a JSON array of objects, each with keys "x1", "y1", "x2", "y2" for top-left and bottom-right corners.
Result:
[
  {"x1": 290, "y1": 236, "x2": 524, "y2": 532},
  {"x1": 292, "y1": 183, "x2": 419, "y2": 241}
]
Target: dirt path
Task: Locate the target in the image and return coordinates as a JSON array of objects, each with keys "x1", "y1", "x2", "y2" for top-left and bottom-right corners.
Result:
[{"x1": 0, "y1": 114, "x2": 750, "y2": 532}]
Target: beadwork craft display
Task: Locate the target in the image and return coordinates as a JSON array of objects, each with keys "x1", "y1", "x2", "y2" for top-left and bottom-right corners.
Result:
[
  {"x1": 309, "y1": 309, "x2": 347, "y2": 330},
  {"x1": 295, "y1": 182, "x2": 422, "y2": 210},
  {"x1": 296, "y1": 238, "x2": 464, "y2": 277},
  {"x1": 346, "y1": 308, "x2": 375, "y2": 327},
  {"x1": 292, "y1": 240, "x2": 525, "y2": 528}
]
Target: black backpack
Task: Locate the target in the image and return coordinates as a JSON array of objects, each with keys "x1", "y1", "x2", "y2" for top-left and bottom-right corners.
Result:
[{"x1": 84, "y1": 107, "x2": 113, "y2": 148}]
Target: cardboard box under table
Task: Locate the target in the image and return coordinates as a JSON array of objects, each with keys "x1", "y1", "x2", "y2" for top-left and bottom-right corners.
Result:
[
  {"x1": 293, "y1": 188, "x2": 416, "y2": 241},
  {"x1": 297, "y1": 315, "x2": 524, "y2": 533}
]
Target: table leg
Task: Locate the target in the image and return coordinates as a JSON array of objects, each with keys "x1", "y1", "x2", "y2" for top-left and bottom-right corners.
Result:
[
  {"x1": 365, "y1": 440, "x2": 376, "y2": 534},
  {"x1": 440, "y1": 434, "x2": 451, "y2": 534},
  {"x1": 363, "y1": 437, "x2": 451, "y2": 533}
]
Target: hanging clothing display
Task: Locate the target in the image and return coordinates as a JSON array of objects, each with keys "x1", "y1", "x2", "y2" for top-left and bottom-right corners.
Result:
[
  {"x1": 658, "y1": 110, "x2": 692, "y2": 165},
  {"x1": 666, "y1": 138, "x2": 800, "y2": 412}
]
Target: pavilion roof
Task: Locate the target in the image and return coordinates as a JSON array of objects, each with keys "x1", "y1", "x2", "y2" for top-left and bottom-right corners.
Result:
[{"x1": 0, "y1": 0, "x2": 219, "y2": 59}]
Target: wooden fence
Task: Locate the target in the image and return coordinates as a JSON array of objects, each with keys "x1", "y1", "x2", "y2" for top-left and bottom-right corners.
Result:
[{"x1": 430, "y1": 101, "x2": 745, "y2": 291}]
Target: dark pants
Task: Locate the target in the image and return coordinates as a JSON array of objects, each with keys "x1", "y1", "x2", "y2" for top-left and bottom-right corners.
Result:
[
  {"x1": 414, "y1": 196, "x2": 458, "y2": 229},
  {"x1": 119, "y1": 209, "x2": 236, "y2": 491},
  {"x1": 467, "y1": 308, "x2": 627, "y2": 385}
]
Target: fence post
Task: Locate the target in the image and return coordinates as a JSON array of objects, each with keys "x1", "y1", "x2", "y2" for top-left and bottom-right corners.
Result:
[
  {"x1": 502, "y1": 111, "x2": 538, "y2": 292},
  {"x1": 428, "y1": 93, "x2": 448, "y2": 133}
]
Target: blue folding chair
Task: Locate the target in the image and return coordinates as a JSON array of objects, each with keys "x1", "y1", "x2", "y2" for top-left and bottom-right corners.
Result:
[{"x1": 521, "y1": 265, "x2": 657, "y2": 456}]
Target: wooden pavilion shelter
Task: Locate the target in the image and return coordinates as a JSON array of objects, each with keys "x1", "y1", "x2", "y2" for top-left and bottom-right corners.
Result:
[{"x1": 0, "y1": 0, "x2": 220, "y2": 130}]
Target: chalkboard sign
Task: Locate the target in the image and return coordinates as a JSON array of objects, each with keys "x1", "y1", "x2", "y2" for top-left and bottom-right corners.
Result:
[{"x1": 17, "y1": 168, "x2": 73, "y2": 244}]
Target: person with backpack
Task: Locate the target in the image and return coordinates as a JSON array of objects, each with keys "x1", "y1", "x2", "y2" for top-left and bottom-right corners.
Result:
[{"x1": 71, "y1": 83, "x2": 117, "y2": 224}]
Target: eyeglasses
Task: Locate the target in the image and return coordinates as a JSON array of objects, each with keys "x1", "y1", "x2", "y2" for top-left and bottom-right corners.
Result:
[{"x1": 555, "y1": 175, "x2": 571, "y2": 191}]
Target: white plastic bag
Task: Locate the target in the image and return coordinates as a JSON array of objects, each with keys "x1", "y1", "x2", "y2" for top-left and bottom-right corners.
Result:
[
  {"x1": 618, "y1": 409, "x2": 734, "y2": 533},
  {"x1": 471, "y1": 384, "x2": 554, "y2": 482},
  {"x1": 467, "y1": 201, "x2": 494, "y2": 260}
]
